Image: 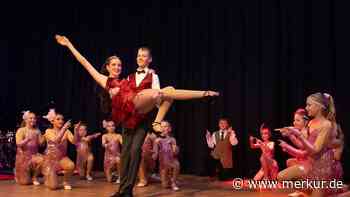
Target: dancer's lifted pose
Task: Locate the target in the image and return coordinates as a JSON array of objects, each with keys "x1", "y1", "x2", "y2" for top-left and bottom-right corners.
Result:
[{"x1": 55, "y1": 35, "x2": 219, "y2": 132}]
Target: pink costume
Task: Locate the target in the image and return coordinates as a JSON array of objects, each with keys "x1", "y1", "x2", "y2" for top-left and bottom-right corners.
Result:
[
  {"x1": 42, "y1": 140, "x2": 66, "y2": 176},
  {"x1": 306, "y1": 128, "x2": 342, "y2": 195},
  {"x1": 75, "y1": 133, "x2": 100, "y2": 175},
  {"x1": 283, "y1": 126, "x2": 342, "y2": 196},
  {"x1": 284, "y1": 130, "x2": 312, "y2": 172},
  {"x1": 104, "y1": 137, "x2": 121, "y2": 172},
  {"x1": 333, "y1": 157, "x2": 343, "y2": 181},
  {"x1": 152, "y1": 136, "x2": 180, "y2": 188},
  {"x1": 141, "y1": 133, "x2": 156, "y2": 171},
  {"x1": 251, "y1": 140, "x2": 279, "y2": 180},
  {"x1": 15, "y1": 128, "x2": 43, "y2": 183},
  {"x1": 41, "y1": 130, "x2": 71, "y2": 176}
]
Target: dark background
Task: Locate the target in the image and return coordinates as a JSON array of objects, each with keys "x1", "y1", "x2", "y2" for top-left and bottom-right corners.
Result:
[{"x1": 0, "y1": 1, "x2": 349, "y2": 180}]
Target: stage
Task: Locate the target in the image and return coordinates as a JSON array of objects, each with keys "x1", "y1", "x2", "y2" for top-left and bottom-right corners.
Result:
[{"x1": 0, "y1": 172, "x2": 292, "y2": 197}]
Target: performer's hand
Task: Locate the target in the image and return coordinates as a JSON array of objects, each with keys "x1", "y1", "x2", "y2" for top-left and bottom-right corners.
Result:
[
  {"x1": 152, "y1": 154, "x2": 157, "y2": 160},
  {"x1": 278, "y1": 140, "x2": 288, "y2": 151},
  {"x1": 55, "y1": 35, "x2": 71, "y2": 47},
  {"x1": 109, "y1": 87, "x2": 120, "y2": 98},
  {"x1": 256, "y1": 138, "x2": 262, "y2": 145},
  {"x1": 74, "y1": 121, "x2": 81, "y2": 133},
  {"x1": 26, "y1": 131, "x2": 36, "y2": 140},
  {"x1": 278, "y1": 127, "x2": 292, "y2": 137},
  {"x1": 205, "y1": 130, "x2": 211, "y2": 139},
  {"x1": 148, "y1": 69, "x2": 156, "y2": 74},
  {"x1": 284, "y1": 127, "x2": 301, "y2": 136},
  {"x1": 249, "y1": 136, "x2": 255, "y2": 142},
  {"x1": 155, "y1": 138, "x2": 160, "y2": 143},
  {"x1": 228, "y1": 127, "x2": 235, "y2": 135},
  {"x1": 62, "y1": 120, "x2": 72, "y2": 131},
  {"x1": 94, "y1": 133, "x2": 102, "y2": 138}
]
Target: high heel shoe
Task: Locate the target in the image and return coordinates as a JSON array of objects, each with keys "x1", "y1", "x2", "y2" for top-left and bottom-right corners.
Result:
[
  {"x1": 152, "y1": 122, "x2": 162, "y2": 133},
  {"x1": 203, "y1": 91, "x2": 220, "y2": 104}
]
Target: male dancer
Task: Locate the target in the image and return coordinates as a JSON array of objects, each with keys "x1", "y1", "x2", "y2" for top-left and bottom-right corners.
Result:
[{"x1": 111, "y1": 47, "x2": 160, "y2": 197}]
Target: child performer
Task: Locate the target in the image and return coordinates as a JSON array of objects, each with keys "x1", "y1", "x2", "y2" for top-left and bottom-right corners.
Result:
[
  {"x1": 42, "y1": 109, "x2": 75, "y2": 190},
  {"x1": 205, "y1": 118, "x2": 238, "y2": 180},
  {"x1": 249, "y1": 124, "x2": 279, "y2": 180},
  {"x1": 276, "y1": 108, "x2": 312, "y2": 182},
  {"x1": 152, "y1": 121, "x2": 180, "y2": 191},
  {"x1": 15, "y1": 111, "x2": 45, "y2": 185},
  {"x1": 278, "y1": 93, "x2": 340, "y2": 197},
  {"x1": 137, "y1": 131, "x2": 157, "y2": 187},
  {"x1": 283, "y1": 108, "x2": 310, "y2": 168},
  {"x1": 74, "y1": 122, "x2": 101, "y2": 181},
  {"x1": 101, "y1": 120, "x2": 123, "y2": 183},
  {"x1": 276, "y1": 108, "x2": 310, "y2": 197}
]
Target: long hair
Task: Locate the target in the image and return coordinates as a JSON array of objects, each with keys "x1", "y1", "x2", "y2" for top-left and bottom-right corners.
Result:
[
  {"x1": 97, "y1": 55, "x2": 121, "y2": 115},
  {"x1": 307, "y1": 92, "x2": 336, "y2": 122}
]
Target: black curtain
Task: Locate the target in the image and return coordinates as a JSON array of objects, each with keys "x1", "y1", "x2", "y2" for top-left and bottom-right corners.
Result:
[{"x1": 1, "y1": 1, "x2": 349, "y2": 180}]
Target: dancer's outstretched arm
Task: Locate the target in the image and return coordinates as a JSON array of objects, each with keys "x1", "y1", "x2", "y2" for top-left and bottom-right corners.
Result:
[
  {"x1": 277, "y1": 127, "x2": 304, "y2": 149},
  {"x1": 45, "y1": 121, "x2": 71, "y2": 144},
  {"x1": 84, "y1": 133, "x2": 101, "y2": 142},
  {"x1": 55, "y1": 35, "x2": 108, "y2": 88},
  {"x1": 289, "y1": 124, "x2": 331, "y2": 155},
  {"x1": 279, "y1": 140, "x2": 307, "y2": 158}
]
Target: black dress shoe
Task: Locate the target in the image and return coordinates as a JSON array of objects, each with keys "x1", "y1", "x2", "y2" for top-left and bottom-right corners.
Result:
[
  {"x1": 109, "y1": 192, "x2": 121, "y2": 197},
  {"x1": 110, "y1": 192, "x2": 133, "y2": 197}
]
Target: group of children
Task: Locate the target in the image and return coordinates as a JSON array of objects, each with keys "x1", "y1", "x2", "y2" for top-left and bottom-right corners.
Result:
[
  {"x1": 14, "y1": 109, "x2": 181, "y2": 191},
  {"x1": 205, "y1": 93, "x2": 346, "y2": 197},
  {"x1": 14, "y1": 92, "x2": 346, "y2": 197}
]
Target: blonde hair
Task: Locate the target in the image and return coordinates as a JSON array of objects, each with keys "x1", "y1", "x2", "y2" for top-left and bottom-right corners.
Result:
[
  {"x1": 307, "y1": 92, "x2": 336, "y2": 122},
  {"x1": 19, "y1": 111, "x2": 36, "y2": 128}
]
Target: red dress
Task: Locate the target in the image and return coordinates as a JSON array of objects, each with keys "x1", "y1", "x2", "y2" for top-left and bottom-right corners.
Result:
[{"x1": 106, "y1": 73, "x2": 153, "y2": 129}]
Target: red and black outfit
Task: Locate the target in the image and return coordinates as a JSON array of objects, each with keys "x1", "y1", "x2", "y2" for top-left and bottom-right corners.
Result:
[{"x1": 107, "y1": 72, "x2": 155, "y2": 197}]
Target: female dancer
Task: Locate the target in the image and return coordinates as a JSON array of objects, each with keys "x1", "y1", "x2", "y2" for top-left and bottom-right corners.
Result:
[
  {"x1": 152, "y1": 121, "x2": 180, "y2": 191},
  {"x1": 42, "y1": 110, "x2": 75, "y2": 190},
  {"x1": 137, "y1": 131, "x2": 157, "y2": 187},
  {"x1": 249, "y1": 124, "x2": 278, "y2": 180},
  {"x1": 55, "y1": 35, "x2": 219, "y2": 132},
  {"x1": 15, "y1": 111, "x2": 45, "y2": 185},
  {"x1": 74, "y1": 122, "x2": 101, "y2": 181},
  {"x1": 285, "y1": 109, "x2": 310, "y2": 167},
  {"x1": 277, "y1": 108, "x2": 311, "y2": 181},
  {"x1": 279, "y1": 93, "x2": 340, "y2": 197},
  {"x1": 276, "y1": 109, "x2": 310, "y2": 197},
  {"x1": 102, "y1": 120, "x2": 123, "y2": 183}
]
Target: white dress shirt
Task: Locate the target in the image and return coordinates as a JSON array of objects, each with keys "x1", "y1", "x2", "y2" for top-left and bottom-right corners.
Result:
[
  {"x1": 207, "y1": 129, "x2": 238, "y2": 148},
  {"x1": 135, "y1": 67, "x2": 160, "y2": 89}
]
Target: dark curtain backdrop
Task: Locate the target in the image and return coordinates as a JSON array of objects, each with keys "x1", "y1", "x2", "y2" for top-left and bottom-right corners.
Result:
[{"x1": 1, "y1": 1, "x2": 349, "y2": 180}]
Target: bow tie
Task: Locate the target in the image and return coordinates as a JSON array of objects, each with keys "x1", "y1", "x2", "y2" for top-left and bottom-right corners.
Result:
[{"x1": 137, "y1": 70, "x2": 146, "y2": 74}]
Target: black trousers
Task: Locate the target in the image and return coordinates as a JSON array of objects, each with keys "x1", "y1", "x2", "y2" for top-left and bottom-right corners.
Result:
[
  {"x1": 210, "y1": 158, "x2": 233, "y2": 180},
  {"x1": 118, "y1": 123, "x2": 147, "y2": 196}
]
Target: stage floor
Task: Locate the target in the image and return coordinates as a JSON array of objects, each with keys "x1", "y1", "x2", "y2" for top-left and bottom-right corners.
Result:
[{"x1": 0, "y1": 173, "x2": 292, "y2": 197}]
